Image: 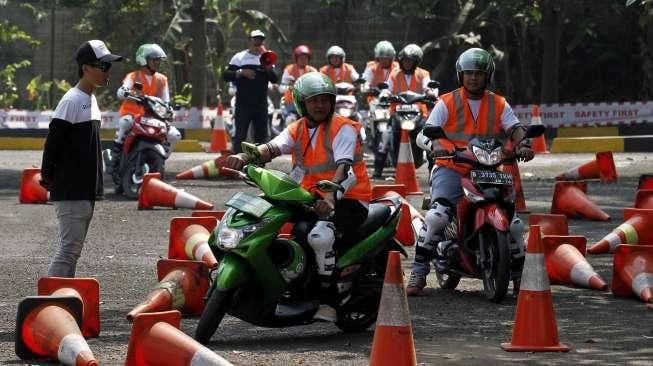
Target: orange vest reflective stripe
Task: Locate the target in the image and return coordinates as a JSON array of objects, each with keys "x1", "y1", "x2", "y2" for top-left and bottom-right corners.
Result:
[
  {"x1": 319, "y1": 64, "x2": 355, "y2": 83},
  {"x1": 436, "y1": 87, "x2": 507, "y2": 174},
  {"x1": 367, "y1": 60, "x2": 399, "y2": 86},
  {"x1": 287, "y1": 115, "x2": 372, "y2": 201},
  {"x1": 390, "y1": 67, "x2": 429, "y2": 94},
  {"x1": 282, "y1": 64, "x2": 317, "y2": 104},
  {"x1": 119, "y1": 70, "x2": 167, "y2": 116}
]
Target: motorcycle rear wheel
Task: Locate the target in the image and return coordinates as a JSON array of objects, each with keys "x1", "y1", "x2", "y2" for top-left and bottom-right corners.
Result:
[
  {"x1": 195, "y1": 289, "x2": 232, "y2": 344},
  {"x1": 480, "y1": 229, "x2": 511, "y2": 303}
]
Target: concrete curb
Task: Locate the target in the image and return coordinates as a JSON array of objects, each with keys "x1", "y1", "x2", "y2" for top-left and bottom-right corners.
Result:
[{"x1": 0, "y1": 136, "x2": 204, "y2": 152}]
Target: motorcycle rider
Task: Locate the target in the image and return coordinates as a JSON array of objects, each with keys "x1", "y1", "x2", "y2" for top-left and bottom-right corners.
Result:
[
  {"x1": 319, "y1": 46, "x2": 359, "y2": 84},
  {"x1": 407, "y1": 47, "x2": 533, "y2": 296},
  {"x1": 361, "y1": 40, "x2": 399, "y2": 97},
  {"x1": 109, "y1": 44, "x2": 181, "y2": 180},
  {"x1": 225, "y1": 71, "x2": 372, "y2": 322},
  {"x1": 278, "y1": 45, "x2": 317, "y2": 125}
]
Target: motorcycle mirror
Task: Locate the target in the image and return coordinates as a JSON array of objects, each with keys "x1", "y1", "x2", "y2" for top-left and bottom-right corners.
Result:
[
  {"x1": 134, "y1": 82, "x2": 143, "y2": 91},
  {"x1": 376, "y1": 82, "x2": 389, "y2": 90},
  {"x1": 316, "y1": 180, "x2": 344, "y2": 193},
  {"x1": 422, "y1": 125, "x2": 446, "y2": 139},
  {"x1": 427, "y1": 80, "x2": 440, "y2": 89},
  {"x1": 525, "y1": 124, "x2": 546, "y2": 138}
]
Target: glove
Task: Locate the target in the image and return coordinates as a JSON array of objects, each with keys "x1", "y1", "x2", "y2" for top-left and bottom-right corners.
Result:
[
  {"x1": 516, "y1": 139, "x2": 534, "y2": 162},
  {"x1": 225, "y1": 153, "x2": 250, "y2": 170}
]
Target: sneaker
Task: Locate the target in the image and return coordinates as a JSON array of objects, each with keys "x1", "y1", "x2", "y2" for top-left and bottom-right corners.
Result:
[
  {"x1": 406, "y1": 271, "x2": 427, "y2": 297},
  {"x1": 313, "y1": 304, "x2": 337, "y2": 322}
]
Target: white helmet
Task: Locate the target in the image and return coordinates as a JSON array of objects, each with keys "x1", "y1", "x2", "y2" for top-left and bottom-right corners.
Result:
[
  {"x1": 374, "y1": 40, "x2": 396, "y2": 59},
  {"x1": 326, "y1": 45, "x2": 346, "y2": 61},
  {"x1": 135, "y1": 43, "x2": 167, "y2": 67}
]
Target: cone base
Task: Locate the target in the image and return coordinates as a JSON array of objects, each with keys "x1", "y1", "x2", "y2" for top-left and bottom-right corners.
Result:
[{"x1": 501, "y1": 342, "x2": 570, "y2": 352}]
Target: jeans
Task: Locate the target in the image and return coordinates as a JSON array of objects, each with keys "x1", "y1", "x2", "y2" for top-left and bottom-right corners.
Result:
[{"x1": 48, "y1": 200, "x2": 95, "y2": 277}]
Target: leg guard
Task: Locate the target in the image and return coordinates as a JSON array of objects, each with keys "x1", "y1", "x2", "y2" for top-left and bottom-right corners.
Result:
[
  {"x1": 510, "y1": 213, "x2": 525, "y2": 257},
  {"x1": 115, "y1": 115, "x2": 134, "y2": 144},
  {"x1": 414, "y1": 200, "x2": 452, "y2": 266}
]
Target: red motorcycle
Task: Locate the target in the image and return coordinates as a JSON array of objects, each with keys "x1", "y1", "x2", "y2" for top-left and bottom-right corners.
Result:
[{"x1": 422, "y1": 124, "x2": 544, "y2": 302}]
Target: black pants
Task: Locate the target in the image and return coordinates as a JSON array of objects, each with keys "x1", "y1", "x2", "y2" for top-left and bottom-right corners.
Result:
[{"x1": 233, "y1": 105, "x2": 268, "y2": 153}]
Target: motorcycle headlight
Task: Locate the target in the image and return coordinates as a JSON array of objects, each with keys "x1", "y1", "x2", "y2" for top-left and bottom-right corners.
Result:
[
  {"x1": 337, "y1": 108, "x2": 352, "y2": 117},
  {"x1": 217, "y1": 227, "x2": 243, "y2": 250},
  {"x1": 472, "y1": 146, "x2": 503, "y2": 166},
  {"x1": 401, "y1": 120, "x2": 415, "y2": 130}
]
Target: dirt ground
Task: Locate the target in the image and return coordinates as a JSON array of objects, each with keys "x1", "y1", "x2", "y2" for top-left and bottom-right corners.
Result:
[{"x1": 1, "y1": 151, "x2": 653, "y2": 365}]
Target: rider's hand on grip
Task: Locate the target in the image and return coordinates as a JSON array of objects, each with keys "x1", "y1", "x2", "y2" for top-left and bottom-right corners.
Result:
[
  {"x1": 225, "y1": 153, "x2": 249, "y2": 171},
  {"x1": 516, "y1": 147, "x2": 534, "y2": 162},
  {"x1": 314, "y1": 199, "x2": 335, "y2": 219}
]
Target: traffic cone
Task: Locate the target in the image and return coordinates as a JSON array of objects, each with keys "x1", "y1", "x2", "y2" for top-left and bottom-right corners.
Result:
[
  {"x1": 638, "y1": 174, "x2": 653, "y2": 190},
  {"x1": 528, "y1": 213, "x2": 569, "y2": 236},
  {"x1": 394, "y1": 129, "x2": 422, "y2": 196},
  {"x1": 555, "y1": 151, "x2": 617, "y2": 183},
  {"x1": 588, "y1": 208, "x2": 653, "y2": 254},
  {"x1": 372, "y1": 184, "x2": 407, "y2": 199},
  {"x1": 501, "y1": 225, "x2": 570, "y2": 352},
  {"x1": 191, "y1": 210, "x2": 226, "y2": 219},
  {"x1": 125, "y1": 310, "x2": 233, "y2": 366},
  {"x1": 500, "y1": 162, "x2": 527, "y2": 212},
  {"x1": 127, "y1": 259, "x2": 210, "y2": 321},
  {"x1": 207, "y1": 103, "x2": 230, "y2": 154},
  {"x1": 176, "y1": 155, "x2": 232, "y2": 180},
  {"x1": 138, "y1": 173, "x2": 214, "y2": 210},
  {"x1": 530, "y1": 105, "x2": 549, "y2": 154},
  {"x1": 634, "y1": 189, "x2": 653, "y2": 209},
  {"x1": 37, "y1": 277, "x2": 100, "y2": 338},
  {"x1": 169, "y1": 216, "x2": 219, "y2": 268},
  {"x1": 612, "y1": 244, "x2": 653, "y2": 303},
  {"x1": 395, "y1": 199, "x2": 416, "y2": 246},
  {"x1": 19, "y1": 167, "x2": 49, "y2": 204},
  {"x1": 542, "y1": 237, "x2": 607, "y2": 290},
  {"x1": 15, "y1": 294, "x2": 99, "y2": 365},
  {"x1": 550, "y1": 181, "x2": 610, "y2": 221},
  {"x1": 369, "y1": 251, "x2": 416, "y2": 365}
]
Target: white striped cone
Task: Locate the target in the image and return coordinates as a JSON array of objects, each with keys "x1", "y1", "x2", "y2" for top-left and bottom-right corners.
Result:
[{"x1": 612, "y1": 244, "x2": 653, "y2": 303}]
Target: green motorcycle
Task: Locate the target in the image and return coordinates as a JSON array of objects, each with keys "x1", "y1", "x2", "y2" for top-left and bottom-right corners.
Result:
[{"x1": 194, "y1": 143, "x2": 406, "y2": 344}]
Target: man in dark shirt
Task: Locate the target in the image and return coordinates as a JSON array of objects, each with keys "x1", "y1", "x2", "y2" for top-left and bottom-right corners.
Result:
[
  {"x1": 40, "y1": 40, "x2": 123, "y2": 277},
  {"x1": 223, "y1": 29, "x2": 278, "y2": 153}
]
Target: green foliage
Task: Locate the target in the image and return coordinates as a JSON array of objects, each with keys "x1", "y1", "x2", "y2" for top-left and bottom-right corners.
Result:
[
  {"x1": 0, "y1": 60, "x2": 30, "y2": 108},
  {"x1": 26, "y1": 75, "x2": 72, "y2": 110},
  {"x1": 173, "y1": 82, "x2": 192, "y2": 107}
]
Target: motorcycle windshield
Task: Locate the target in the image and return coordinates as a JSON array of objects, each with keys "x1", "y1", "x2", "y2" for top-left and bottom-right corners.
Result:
[
  {"x1": 398, "y1": 91, "x2": 425, "y2": 104},
  {"x1": 246, "y1": 165, "x2": 316, "y2": 203}
]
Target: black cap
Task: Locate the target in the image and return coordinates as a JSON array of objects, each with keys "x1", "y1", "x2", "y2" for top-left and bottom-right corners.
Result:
[{"x1": 75, "y1": 40, "x2": 123, "y2": 65}]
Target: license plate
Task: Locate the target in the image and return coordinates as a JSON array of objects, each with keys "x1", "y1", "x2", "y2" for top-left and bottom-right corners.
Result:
[
  {"x1": 470, "y1": 170, "x2": 513, "y2": 185},
  {"x1": 397, "y1": 104, "x2": 419, "y2": 112},
  {"x1": 226, "y1": 192, "x2": 273, "y2": 218}
]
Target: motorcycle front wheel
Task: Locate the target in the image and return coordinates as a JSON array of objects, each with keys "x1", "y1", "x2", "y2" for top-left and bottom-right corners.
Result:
[
  {"x1": 480, "y1": 229, "x2": 511, "y2": 303},
  {"x1": 122, "y1": 150, "x2": 164, "y2": 199},
  {"x1": 435, "y1": 267, "x2": 461, "y2": 290},
  {"x1": 195, "y1": 289, "x2": 233, "y2": 344}
]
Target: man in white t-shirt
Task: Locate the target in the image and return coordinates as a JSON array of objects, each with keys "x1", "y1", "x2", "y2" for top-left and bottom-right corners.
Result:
[{"x1": 40, "y1": 40, "x2": 123, "y2": 277}]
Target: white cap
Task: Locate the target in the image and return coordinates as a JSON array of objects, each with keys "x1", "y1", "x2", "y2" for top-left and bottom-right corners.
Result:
[{"x1": 249, "y1": 29, "x2": 266, "y2": 38}]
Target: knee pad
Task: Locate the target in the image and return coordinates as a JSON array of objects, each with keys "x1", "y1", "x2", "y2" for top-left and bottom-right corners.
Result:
[
  {"x1": 510, "y1": 214, "x2": 525, "y2": 256},
  {"x1": 308, "y1": 221, "x2": 336, "y2": 276},
  {"x1": 116, "y1": 115, "x2": 134, "y2": 142},
  {"x1": 424, "y1": 201, "x2": 452, "y2": 237}
]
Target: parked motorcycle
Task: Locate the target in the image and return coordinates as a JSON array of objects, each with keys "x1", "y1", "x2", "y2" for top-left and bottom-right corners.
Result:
[
  {"x1": 421, "y1": 124, "x2": 545, "y2": 303},
  {"x1": 194, "y1": 142, "x2": 406, "y2": 344}
]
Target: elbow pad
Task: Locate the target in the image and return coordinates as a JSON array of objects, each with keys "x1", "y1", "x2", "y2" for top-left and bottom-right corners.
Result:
[{"x1": 335, "y1": 164, "x2": 356, "y2": 200}]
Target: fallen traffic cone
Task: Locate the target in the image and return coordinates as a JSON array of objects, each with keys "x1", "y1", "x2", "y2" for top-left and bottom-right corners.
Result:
[
  {"x1": 550, "y1": 181, "x2": 610, "y2": 221},
  {"x1": 369, "y1": 251, "x2": 416, "y2": 365},
  {"x1": 634, "y1": 189, "x2": 653, "y2": 209},
  {"x1": 176, "y1": 155, "x2": 232, "y2": 180},
  {"x1": 542, "y1": 236, "x2": 607, "y2": 290},
  {"x1": 138, "y1": 173, "x2": 214, "y2": 210},
  {"x1": 127, "y1": 259, "x2": 210, "y2": 321},
  {"x1": 528, "y1": 213, "x2": 569, "y2": 235},
  {"x1": 37, "y1": 277, "x2": 100, "y2": 338},
  {"x1": 638, "y1": 174, "x2": 653, "y2": 190},
  {"x1": 588, "y1": 208, "x2": 653, "y2": 254},
  {"x1": 372, "y1": 184, "x2": 407, "y2": 199},
  {"x1": 612, "y1": 244, "x2": 653, "y2": 303},
  {"x1": 555, "y1": 151, "x2": 617, "y2": 183},
  {"x1": 19, "y1": 168, "x2": 49, "y2": 204},
  {"x1": 394, "y1": 129, "x2": 422, "y2": 196},
  {"x1": 15, "y1": 294, "x2": 98, "y2": 365},
  {"x1": 501, "y1": 162, "x2": 527, "y2": 212},
  {"x1": 169, "y1": 216, "x2": 219, "y2": 268},
  {"x1": 125, "y1": 310, "x2": 233, "y2": 366},
  {"x1": 530, "y1": 105, "x2": 549, "y2": 154},
  {"x1": 207, "y1": 103, "x2": 230, "y2": 154},
  {"x1": 501, "y1": 225, "x2": 570, "y2": 352},
  {"x1": 191, "y1": 210, "x2": 226, "y2": 219}
]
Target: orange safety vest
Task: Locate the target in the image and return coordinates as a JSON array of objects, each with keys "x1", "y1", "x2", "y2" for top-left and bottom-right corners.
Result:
[
  {"x1": 319, "y1": 63, "x2": 356, "y2": 84},
  {"x1": 118, "y1": 70, "x2": 168, "y2": 116},
  {"x1": 366, "y1": 60, "x2": 399, "y2": 86},
  {"x1": 287, "y1": 115, "x2": 372, "y2": 201},
  {"x1": 436, "y1": 87, "x2": 507, "y2": 174},
  {"x1": 282, "y1": 64, "x2": 317, "y2": 104},
  {"x1": 389, "y1": 67, "x2": 431, "y2": 116}
]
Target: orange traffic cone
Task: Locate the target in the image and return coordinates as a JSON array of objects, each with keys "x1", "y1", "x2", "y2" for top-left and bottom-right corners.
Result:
[
  {"x1": 588, "y1": 208, "x2": 653, "y2": 254},
  {"x1": 15, "y1": 294, "x2": 99, "y2": 365},
  {"x1": 530, "y1": 105, "x2": 549, "y2": 154},
  {"x1": 555, "y1": 151, "x2": 617, "y2": 183},
  {"x1": 395, "y1": 199, "x2": 416, "y2": 246},
  {"x1": 394, "y1": 129, "x2": 422, "y2": 196},
  {"x1": 19, "y1": 168, "x2": 49, "y2": 204},
  {"x1": 207, "y1": 103, "x2": 230, "y2": 154},
  {"x1": 37, "y1": 277, "x2": 100, "y2": 338},
  {"x1": 501, "y1": 225, "x2": 570, "y2": 352},
  {"x1": 542, "y1": 236, "x2": 607, "y2": 290},
  {"x1": 125, "y1": 310, "x2": 233, "y2": 366},
  {"x1": 369, "y1": 251, "x2": 416, "y2": 365},
  {"x1": 528, "y1": 213, "x2": 569, "y2": 236},
  {"x1": 500, "y1": 162, "x2": 527, "y2": 212},
  {"x1": 550, "y1": 181, "x2": 610, "y2": 221},
  {"x1": 176, "y1": 155, "x2": 232, "y2": 180},
  {"x1": 638, "y1": 174, "x2": 653, "y2": 190},
  {"x1": 138, "y1": 173, "x2": 214, "y2": 210},
  {"x1": 169, "y1": 216, "x2": 219, "y2": 268},
  {"x1": 192, "y1": 210, "x2": 226, "y2": 219},
  {"x1": 634, "y1": 189, "x2": 653, "y2": 209},
  {"x1": 127, "y1": 259, "x2": 210, "y2": 321},
  {"x1": 372, "y1": 184, "x2": 407, "y2": 199},
  {"x1": 612, "y1": 244, "x2": 653, "y2": 303}
]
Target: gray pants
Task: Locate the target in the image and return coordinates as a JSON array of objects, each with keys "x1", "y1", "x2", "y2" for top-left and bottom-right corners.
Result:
[{"x1": 48, "y1": 200, "x2": 95, "y2": 277}]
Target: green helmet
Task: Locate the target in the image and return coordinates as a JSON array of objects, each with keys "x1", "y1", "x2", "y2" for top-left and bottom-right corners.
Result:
[
  {"x1": 374, "y1": 40, "x2": 396, "y2": 59},
  {"x1": 135, "y1": 43, "x2": 167, "y2": 67},
  {"x1": 326, "y1": 45, "x2": 346, "y2": 61},
  {"x1": 455, "y1": 47, "x2": 494, "y2": 84},
  {"x1": 292, "y1": 72, "x2": 336, "y2": 118}
]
